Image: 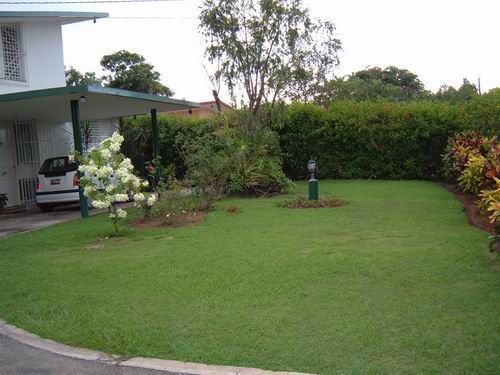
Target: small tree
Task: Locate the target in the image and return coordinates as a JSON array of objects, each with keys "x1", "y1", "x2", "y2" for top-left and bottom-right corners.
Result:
[
  {"x1": 76, "y1": 132, "x2": 156, "y2": 234},
  {"x1": 199, "y1": 0, "x2": 341, "y2": 124}
]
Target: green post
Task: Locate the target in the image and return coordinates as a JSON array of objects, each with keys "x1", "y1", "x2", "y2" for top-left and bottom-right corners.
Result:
[
  {"x1": 151, "y1": 108, "x2": 161, "y2": 185},
  {"x1": 309, "y1": 178, "x2": 319, "y2": 200},
  {"x1": 70, "y1": 99, "x2": 89, "y2": 218}
]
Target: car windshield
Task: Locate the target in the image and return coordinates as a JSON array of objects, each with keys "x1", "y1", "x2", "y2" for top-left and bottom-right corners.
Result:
[{"x1": 39, "y1": 157, "x2": 77, "y2": 175}]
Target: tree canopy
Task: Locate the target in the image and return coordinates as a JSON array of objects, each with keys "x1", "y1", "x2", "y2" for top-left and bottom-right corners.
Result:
[
  {"x1": 65, "y1": 67, "x2": 103, "y2": 86},
  {"x1": 199, "y1": 0, "x2": 342, "y2": 119},
  {"x1": 435, "y1": 78, "x2": 479, "y2": 103},
  {"x1": 65, "y1": 50, "x2": 173, "y2": 97},
  {"x1": 100, "y1": 50, "x2": 173, "y2": 96},
  {"x1": 315, "y1": 66, "x2": 430, "y2": 104}
]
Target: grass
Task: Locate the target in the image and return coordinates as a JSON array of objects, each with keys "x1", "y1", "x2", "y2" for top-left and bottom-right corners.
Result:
[{"x1": 1, "y1": 180, "x2": 499, "y2": 374}]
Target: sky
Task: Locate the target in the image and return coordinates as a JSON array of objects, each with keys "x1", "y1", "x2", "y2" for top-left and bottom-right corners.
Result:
[{"x1": 2, "y1": 0, "x2": 499, "y2": 102}]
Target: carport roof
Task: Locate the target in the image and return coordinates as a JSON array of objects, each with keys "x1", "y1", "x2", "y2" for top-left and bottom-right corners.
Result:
[
  {"x1": 0, "y1": 85, "x2": 200, "y2": 122},
  {"x1": 0, "y1": 11, "x2": 109, "y2": 25}
]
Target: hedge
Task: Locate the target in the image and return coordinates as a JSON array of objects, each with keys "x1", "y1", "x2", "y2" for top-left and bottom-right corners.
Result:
[
  {"x1": 121, "y1": 115, "x2": 214, "y2": 178},
  {"x1": 121, "y1": 93, "x2": 499, "y2": 181},
  {"x1": 277, "y1": 97, "x2": 499, "y2": 180}
]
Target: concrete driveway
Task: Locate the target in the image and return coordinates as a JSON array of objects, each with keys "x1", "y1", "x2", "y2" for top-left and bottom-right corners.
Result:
[
  {"x1": 0, "y1": 205, "x2": 84, "y2": 239},
  {"x1": 0, "y1": 203, "x2": 133, "y2": 239}
]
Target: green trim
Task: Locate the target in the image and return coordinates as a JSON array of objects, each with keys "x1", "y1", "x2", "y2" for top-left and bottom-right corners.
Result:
[
  {"x1": 70, "y1": 99, "x2": 89, "y2": 218},
  {"x1": 0, "y1": 85, "x2": 200, "y2": 109},
  {"x1": 0, "y1": 11, "x2": 109, "y2": 21}
]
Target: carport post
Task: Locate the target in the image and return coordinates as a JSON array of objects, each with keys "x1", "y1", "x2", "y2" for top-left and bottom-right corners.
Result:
[
  {"x1": 70, "y1": 99, "x2": 89, "y2": 218},
  {"x1": 151, "y1": 108, "x2": 161, "y2": 185}
]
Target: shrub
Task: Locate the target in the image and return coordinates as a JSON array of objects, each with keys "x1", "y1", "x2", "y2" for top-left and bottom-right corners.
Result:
[
  {"x1": 444, "y1": 132, "x2": 500, "y2": 253},
  {"x1": 480, "y1": 178, "x2": 500, "y2": 223},
  {"x1": 149, "y1": 179, "x2": 198, "y2": 216},
  {"x1": 76, "y1": 132, "x2": 156, "y2": 233},
  {"x1": 444, "y1": 132, "x2": 499, "y2": 194},
  {"x1": 442, "y1": 131, "x2": 490, "y2": 180},
  {"x1": 179, "y1": 130, "x2": 241, "y2": 210},
  {"x1": 121, "y1": 115, "x2": 214, "y2": 178},
  {"x1": 277, "y1": 101, "x2": 466, "y2": 180}
]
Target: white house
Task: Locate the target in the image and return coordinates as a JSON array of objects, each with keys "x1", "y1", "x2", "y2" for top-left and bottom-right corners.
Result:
[{"x1": 0, "y1": 11, "x2": 198, "y2": 211}]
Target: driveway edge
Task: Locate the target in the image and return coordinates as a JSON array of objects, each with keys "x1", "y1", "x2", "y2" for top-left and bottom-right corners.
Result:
[{"x1": 0, "y1": 319, "x2": 314, "y2": 375}]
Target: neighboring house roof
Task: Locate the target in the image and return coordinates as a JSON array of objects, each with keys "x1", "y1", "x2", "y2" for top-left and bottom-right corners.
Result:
[
  {"x1": 166, "y1": 99, "x2": 232, "y2": 118},
  {"x1": 199, "y1": 100, "x2": 232, "y2": 110},
  {"x1": 0, "y1": 11, "x2": 109, "y2": 25},
  {"x1": 0, "y1": 85, "x2": 200, "y2": 122}
]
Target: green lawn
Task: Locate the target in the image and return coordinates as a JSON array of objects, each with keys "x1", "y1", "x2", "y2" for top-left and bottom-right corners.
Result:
[{"x1": 1, "y1": 180, "x2": 499, "y2": 374}]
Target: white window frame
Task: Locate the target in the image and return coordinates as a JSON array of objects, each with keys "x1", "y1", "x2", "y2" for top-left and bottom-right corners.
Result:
[{"x1": 0, "y1": 23, "x2": 29, "y2": 86}]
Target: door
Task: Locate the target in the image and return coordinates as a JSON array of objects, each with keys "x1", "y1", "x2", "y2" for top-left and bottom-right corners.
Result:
[
  {"x1": 13, "y1": 122, "x2": 40, "y2": 205},
  {"x1": 0, "y1": 123, "x2": 19, "y2": 207}
]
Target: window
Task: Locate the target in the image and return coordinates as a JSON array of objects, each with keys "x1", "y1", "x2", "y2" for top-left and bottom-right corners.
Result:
[{"x1": 0, "y1": 24, "x2": 26, "y2": 83}]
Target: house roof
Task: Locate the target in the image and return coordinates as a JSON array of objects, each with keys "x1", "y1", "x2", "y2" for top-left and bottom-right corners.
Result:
[
  {"x1": 0, "y1": 85, "x2": 200, "y2": 122},
  {"x1": 199, "y1": 100, "x2": 232, "y2": 108},
  {"x1": 0, "y1": 11, "x2": 109, "y2": 25}
]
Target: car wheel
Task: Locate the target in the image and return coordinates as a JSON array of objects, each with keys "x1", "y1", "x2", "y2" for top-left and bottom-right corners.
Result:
[{"x1": 39, "y1": 205, "x2": 54, "y2": 213}]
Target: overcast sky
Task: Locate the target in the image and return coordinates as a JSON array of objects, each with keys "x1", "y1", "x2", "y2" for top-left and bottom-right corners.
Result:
[{"x1": 3, "y1": 0, "x2": 500, "y2": 102}]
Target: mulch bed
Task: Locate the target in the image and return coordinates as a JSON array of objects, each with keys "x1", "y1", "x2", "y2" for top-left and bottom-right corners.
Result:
[
  {"x1": 281, "y1": 196, "x2": 344, "y2": 209},
  {"x1": 442, "y1": 183, "x2": 495, "y2": 234},
  {"x1": 130, "y1": 211, "x2": 206, "y2": 229}
]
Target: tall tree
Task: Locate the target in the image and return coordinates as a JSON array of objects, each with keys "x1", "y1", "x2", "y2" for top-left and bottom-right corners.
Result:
[
  {"x1": 199, "y1": 0, "x2": 341, "y2": 121},
  {"x1": 65, "y1": 66, "x2": 103, "y2": 86},
  {"x1": 100, "y1": 50, "x2": 174, "y2": 96}
]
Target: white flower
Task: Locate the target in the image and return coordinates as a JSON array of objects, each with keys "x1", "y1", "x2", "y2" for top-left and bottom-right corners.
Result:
[
  {"x1": 141, "y1": 180, "x2": 149, "y2": 188},
  {"x1": 115, "y1": 208, "x2": 127, "y2": 219},
  {"x1": 107, "y1": 132, "x2": 124, "y2": 152},
  {"x1": 146, "y1": 194, "x2": 157, "y2": 207},
  {"x1": 83, "y1": 185, "x2": 96, "y2": 196},
  {"x1": 133, "y1": 193, "x2": 145, "y2": 202},
  {"x1": 105, "y1": 185, "x2": 116, "y2": 193},
  {"x1": 68, "y1": 154, "x2": 75, "y2": 162},
  {"x1": 96, "y1": 166, "x2": 114, "y2": 179},
  {"x1": 119, "y1": 158, "x2": 134, "y2": 172},
  {"x1": 92, "y1": 200, "x2": 111, "y2": 209},
  {"x1": 114, "y1": 193, "x2": 129, "y2": 203},
  {"x1": 130, "y1": 176, "x2": 141, "y2": 189},
  {"x1": 100, "y1": 148, "x2": 112, "y2": 160}
]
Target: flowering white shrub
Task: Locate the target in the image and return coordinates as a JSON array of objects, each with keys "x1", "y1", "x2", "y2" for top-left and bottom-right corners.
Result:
[{"x1": 75, "y1": 132, "x2": 156, "y2": 233}]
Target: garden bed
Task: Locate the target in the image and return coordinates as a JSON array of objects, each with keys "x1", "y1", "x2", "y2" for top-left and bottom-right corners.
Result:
[
  {"x1": 442, "y1": 183, "x2": 496, "y2": 234},
  {"x1": 130, "y1": 211, "x2": 206, "y2": 228}
]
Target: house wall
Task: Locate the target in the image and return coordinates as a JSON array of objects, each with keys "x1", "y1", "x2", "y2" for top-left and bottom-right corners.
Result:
[
  {"x1": 166, "y1": 107, "x2": 215, "y2": 119},
  {"x1": 64, "y1": 118, "x2": 120, "y2": 153},
  {"x1": 0, "y1": 21, "x2": 65, "y2": 94}
]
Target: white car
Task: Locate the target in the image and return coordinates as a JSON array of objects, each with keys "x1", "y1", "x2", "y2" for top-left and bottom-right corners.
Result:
[{"x1": 36, "y1": 156, "x2": 80, "y2": 212}]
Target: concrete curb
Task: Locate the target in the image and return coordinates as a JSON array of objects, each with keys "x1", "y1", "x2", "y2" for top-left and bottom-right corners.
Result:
[{"x1": 0, "y1": 319, "x2": 314, "y2": 375}]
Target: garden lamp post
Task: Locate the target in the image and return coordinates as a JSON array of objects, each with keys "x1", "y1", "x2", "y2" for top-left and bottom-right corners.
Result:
[{"x1": 308, "y1": 159, "x2": 319, "y2": 200}]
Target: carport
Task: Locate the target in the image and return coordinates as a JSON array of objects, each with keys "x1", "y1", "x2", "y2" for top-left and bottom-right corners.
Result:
[{"x1": 0, "y1": 85, "x2": 199, "y2": 217}]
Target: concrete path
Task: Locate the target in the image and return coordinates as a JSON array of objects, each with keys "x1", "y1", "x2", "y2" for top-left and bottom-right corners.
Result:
[
  {"x1": 0, "y1": 205, "x2": 82, "y2": 239},
  {"x1": 0, "y1": 203, "x2": 133, "y2": 239},
  {"x1": 0, "y1": 334, "x2": 183, "y2": 375}
]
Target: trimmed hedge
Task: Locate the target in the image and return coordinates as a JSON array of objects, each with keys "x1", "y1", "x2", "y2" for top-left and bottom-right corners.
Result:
[
  {"x1": 121, "y1": 93, "x2": 499, "y2": 181},
  {"x1": 277, "y1": 97, "x2": 499, "y2": 180},
  {"x1": 121, "y1": 115, "x2": 214, "y2": 178}
]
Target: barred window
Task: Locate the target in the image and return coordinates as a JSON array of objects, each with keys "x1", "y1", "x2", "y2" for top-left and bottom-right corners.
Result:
[{"x1": 0, "y1": 24, "x2": 26, "y2": 83}]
